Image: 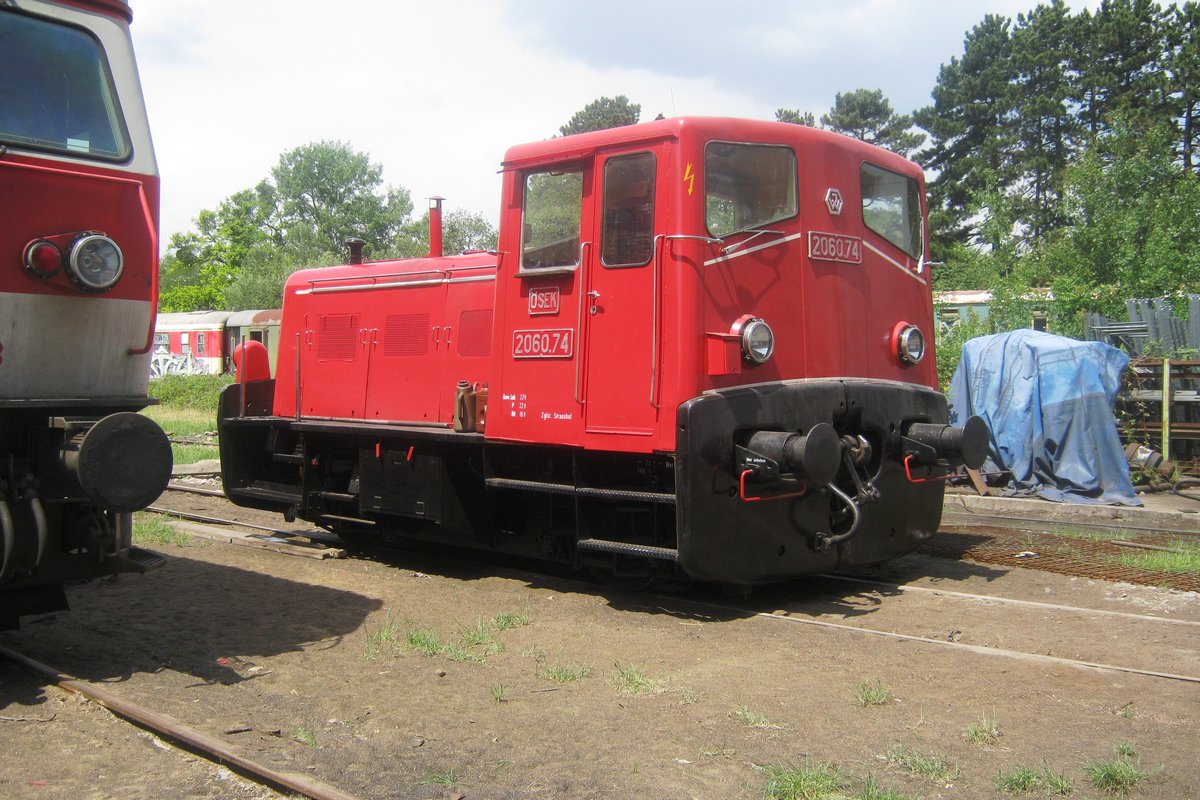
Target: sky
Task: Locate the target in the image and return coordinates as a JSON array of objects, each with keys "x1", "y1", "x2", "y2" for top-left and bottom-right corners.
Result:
[{"x1": 128, "y1": 0, "x2": 1093, "y2": 249}]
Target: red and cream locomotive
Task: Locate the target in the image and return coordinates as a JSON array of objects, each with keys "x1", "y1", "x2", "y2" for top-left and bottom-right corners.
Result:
[
  {"x1": 1, "y1": 0, "x2": 171, "y2": 627},
  {"x1": 220, "y1": 117, "x2": 986, "y2": 588}
]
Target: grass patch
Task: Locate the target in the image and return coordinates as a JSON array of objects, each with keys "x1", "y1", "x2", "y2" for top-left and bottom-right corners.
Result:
[
  {"x1": 534, "y1": 658, "x2": 592, "y2": 683},
  {"x1": 141, "y1": 404, "x2": 218, "y2": 437},
  {"x1": 993, "y1": 763, "x2": 1074, "y2": 796},
  {"x1": 758, "y1": 761, "x2": 846, "y2": 799},
  {"x1": 132, "y1": 517, "x2": 190, "y2": 547},
  {"x1": 731, "y1": 704, "x2": 781, "y2": 729},
  {"x1": 363, "y1": 613, "x2": 404, "y2": 660},
  {"x1": 1112, "y1": 541, "x2": 1200, "y2": 576},
  {"x1": 885, "y1": 743, "x2": 958, "y2": 783},
  {"x1": 491, "y1": 608, "x2": 532, "y2": 630},
  {"x1": 491, "y1": 684, "x2": 508, "y2": 704},
  {"x1": 852, "y1": 680, "x2": 893, "y2": 707},
  {"x1": 611, "y1": 662, "x2": 660, "y2": 696},
  {"x1": 290, "y1": 725, "x2": 317, "y2": 746},
  {"x1": 404, "y1": 627, "x2": 443, "y2": 656},
  {"x1": 148, "y1": 373, "x2": 234, "y2": 411},
  {"x1": 757, "y1": 764, "x2": 918, "y2": 800},
  {"x1": 418, "y1": 769, "x2": 456, "y2": 786},
  {"x1": 168, "y1": 442, "x2": 219, "y2": 466},
  {"x1": 1085, "y1": 752, "x2": 1146, "y2": 795},
  {"x1": 965, "y1": 712, "x2": 1001, "y2": 746}
]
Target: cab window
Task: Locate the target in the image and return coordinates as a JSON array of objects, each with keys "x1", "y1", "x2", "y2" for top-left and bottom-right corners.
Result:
[
  {"x1": 521, "y1": 169, "x2": 583, "y2": 271},
  {"x1": 861, "y1": 163, "x2": 922, "y2": 258},
  {"x1": 601, "y1": 152, "x2": 655, "y2": 268},
  {"x1": 705, "y1": 143, "x2": 797, "y2": 237},
  {"x1": 0, "y1": 11, "x2": 129, "y2": 160}
]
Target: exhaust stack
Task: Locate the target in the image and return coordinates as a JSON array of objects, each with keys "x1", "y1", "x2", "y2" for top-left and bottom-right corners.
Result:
[{"x1": 428, "y1": 196, "x2": 444, "y2": 258}]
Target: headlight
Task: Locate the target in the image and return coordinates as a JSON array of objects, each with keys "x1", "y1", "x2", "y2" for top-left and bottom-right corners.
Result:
[
  {"x1": 67, "y1": 233, "x2": 123, "y2": 292},
  {"x1": 895, "y1": 323, "x2": 926, "y2": 365},
  {"x1": 738, "y1": 317, "x2": 775, "y2": 364}
]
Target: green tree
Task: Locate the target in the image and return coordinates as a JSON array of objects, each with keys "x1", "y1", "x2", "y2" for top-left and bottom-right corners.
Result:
[
  {"x1": 559, "y1": 96, "x2": 641, "y2": 136},
  {"x1": 1166, "y1": 2, "x2": 1200, "y2": 172},
  {"x1": 1009, "y1": 1, "x2": 1079, "y2": 239},
  {"x1": 774, "y1": 108, "x2": 816, "y2": 126},
  {"x1": 162, "y1": 141, "x2": 418, "y2": 311},
  {"x1": 1033, "y1": 119, "x2": 1200, "y2": 332},
  {"x1": 271, "y1": 140, "x2": 413, "y2": 257},
  {"x1": 820, "y1": 89, "x2": 925, "y2": 156},
  {"x1": 916, "y1": 14, "x2": 1018, "y2": 250}
]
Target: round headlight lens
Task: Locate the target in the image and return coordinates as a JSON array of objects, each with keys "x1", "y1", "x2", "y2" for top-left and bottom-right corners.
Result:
[
  {"x1": 68, "y1": 233, "x2": 123, "y2": 291},
  {"x1": 741, "y1": 318, "x2": 775, "y2": 364},
  {"x1": 897, "y1": 324, "x2": 925, "y2": 365}
]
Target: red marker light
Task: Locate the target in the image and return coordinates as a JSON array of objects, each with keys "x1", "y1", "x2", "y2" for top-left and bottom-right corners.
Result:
[{"x1": 23, "y1": 240, "x2": 62, "y2": 278}]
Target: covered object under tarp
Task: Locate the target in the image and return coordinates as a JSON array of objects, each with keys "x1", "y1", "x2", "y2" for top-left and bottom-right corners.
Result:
[{"x1": 948, "y1": 330, "x2": 1140, "y2": 505}]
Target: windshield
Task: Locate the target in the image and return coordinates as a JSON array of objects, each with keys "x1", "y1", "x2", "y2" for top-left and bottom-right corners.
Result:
[
  {"x1": 0, "y1": 11, "x2": 129, "y2": 160},
  {"x1": 704, "y1": 142, "x2": 797, "y2": 238}
]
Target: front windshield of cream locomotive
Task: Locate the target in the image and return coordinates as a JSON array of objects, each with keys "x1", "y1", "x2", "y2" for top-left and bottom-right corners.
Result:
[
  {"x1": 704, "y1": 142, "x2": 798, "y2": 238},
  {"x1": 0, "y1": 10, "x2": 128, "y2": 159}
]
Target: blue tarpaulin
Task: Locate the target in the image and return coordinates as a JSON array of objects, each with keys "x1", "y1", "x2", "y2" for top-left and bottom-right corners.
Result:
[{"x1": 948, "y1": 330, "x2": 1140, "y2": 506}]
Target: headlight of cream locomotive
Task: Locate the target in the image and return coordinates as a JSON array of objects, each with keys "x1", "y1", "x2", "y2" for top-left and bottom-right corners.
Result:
[
  {"x1": 896, "y1": 323, "x2": 926, "y2": 365},
  {"x1": 67, "y1": 233, "x2": 124, "y2": 292},
  {"x1": 736, "y1": 316, "x2": 775, "y2": 364}
]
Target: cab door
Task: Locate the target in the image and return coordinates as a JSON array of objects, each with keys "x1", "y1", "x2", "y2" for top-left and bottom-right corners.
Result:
[{"x1": 582, "y1": 150, "x2": 662, "y2": 435}]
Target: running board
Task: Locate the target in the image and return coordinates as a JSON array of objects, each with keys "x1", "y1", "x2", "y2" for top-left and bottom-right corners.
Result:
[
  {"x1": 485, "y1": 478, "x2": 676, "y2": 505},
  {"x1": 575, "y1": 538, "x2": 678, "y2": 561}
]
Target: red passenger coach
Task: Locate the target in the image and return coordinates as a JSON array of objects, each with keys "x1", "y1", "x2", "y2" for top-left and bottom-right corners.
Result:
[
  {"x1": 220, "y1": 118, "x2": 986, "y2": 589},
  {"x1": 1, "y1": 0, "x2": 171, "y2": 627}
]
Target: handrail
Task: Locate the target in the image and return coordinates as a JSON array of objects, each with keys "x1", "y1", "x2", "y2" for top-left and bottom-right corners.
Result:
[{"x1": 573, "y1": 241, "x2": 592, "y2": 405}]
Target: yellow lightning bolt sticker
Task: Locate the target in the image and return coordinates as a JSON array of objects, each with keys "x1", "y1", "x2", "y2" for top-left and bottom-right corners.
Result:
[{"x1": 684, "y1": 162, "x2": 695, "y2": 196}]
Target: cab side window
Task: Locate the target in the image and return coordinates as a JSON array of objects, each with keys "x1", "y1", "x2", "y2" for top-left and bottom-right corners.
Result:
[
  {"x1": 601, "y1": 152, "x2": 655, "y2": 268},
  {"x1": 521, "y1": 169, "x2": 583, "y2": 271}
]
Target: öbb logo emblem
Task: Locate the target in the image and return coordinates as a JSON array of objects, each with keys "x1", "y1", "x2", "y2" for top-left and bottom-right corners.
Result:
[{"x1": 825, "y1": 188, "x2": 844, "y2": 216}]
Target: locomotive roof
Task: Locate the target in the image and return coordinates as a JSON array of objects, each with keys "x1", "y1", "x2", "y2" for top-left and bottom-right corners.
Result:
[
  {"x1": 501, "y1": 116, "x2": 920, "y2": 176},
  {"x1": 57, "y1": 0, "x2": 133, "y2": 23}
]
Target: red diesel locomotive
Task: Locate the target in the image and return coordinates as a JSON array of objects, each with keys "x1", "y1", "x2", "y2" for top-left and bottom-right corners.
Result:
[
  {"x1": 1, "y1": 0, "x2": 171, "y2": 627},
  {"x1": 220, "y1": 117, "x2": 986, "y2": 588}
]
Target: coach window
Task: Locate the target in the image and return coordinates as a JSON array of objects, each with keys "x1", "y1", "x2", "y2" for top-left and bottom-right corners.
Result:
[
  {"x1": 196, "y1": 333, "x2": 206, "y2": 355},
  {"x1": 0, "y1": 12, "x2": 129, "y2": 160},
  {"x1": 705, "y1": 143, "x2": 797, "y2": 237},
  {"x1": 601, "y1": 153, "x2": 655, "y2": 268},
  {"x1": 181, "y1": 333, "x2": 191, "y2": 355},
  {"x1": 521, "y1": 168, "x2": 584, "y2": 272},
  {"x1": 861, "y1": 163, "x2": 922, "y2": 259}
]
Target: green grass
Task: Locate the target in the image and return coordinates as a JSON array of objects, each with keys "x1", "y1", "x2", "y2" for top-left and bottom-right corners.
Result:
[
  {"x1": 363, "y1": 613, "x2": 404, "y2": 660},
  {"x1": 491, "y1": 684, "x2": 508, "y2": 704},
  {"x1": 418, "y1": 769, "x2": 456, "y2": 786},
  {"x1": 490, "y1": 608, "x2": 532, "y2": 631},
  {"x1": 147, "y1": 373, "x2": 234, "y2": 411},
  {"x1": 731, "y1": 704, "x2": 781, "y2": 729},
  {"x1": 1112, "y1": 541, "x2": 1200, "y2": 576},
  {"x1": 757, "y1": 763, "x2": 918, "y2": 800},
  {"x1": 852, "y1": 680, "x2": 893, "y2": 708},
  {"x1": 611, "y1": 662, "x2": 660, "y2": 696},
  {"x1": 1003, "y1": 766, "x2": 1068, "y2": 795},
  {"x1": 1084, "y1": 753, "x2": 1146, "y2": 795},
  {"x1": 758, "y1": 761, "x2": 846, "y2": 800},
  {"x1": 132, "y1": 518, "x2": 190, "y2": 547},
  {"x1": 534, "y1": 659, "x2": 592, "y2": 683},
  {"x1": 965, "y1": 712, "x2": 1001, "y2": 746},
  {"x1": 404, "y1": 627, "x2": 443, "y2": 656},
  {"x1": 885, "y1": 743, "x2": 958, "y2": 783},
  {"x1": 290, "y1": 725, "x2": 317, "y2": 746},
  {"x1": 168, "y1": 442, "x2": 219, "y2": 466}
]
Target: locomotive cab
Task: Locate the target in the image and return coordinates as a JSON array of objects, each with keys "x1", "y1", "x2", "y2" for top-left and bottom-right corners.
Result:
[{"x1": 219, "y1": 117, "x2": 986, "y2": 588}]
